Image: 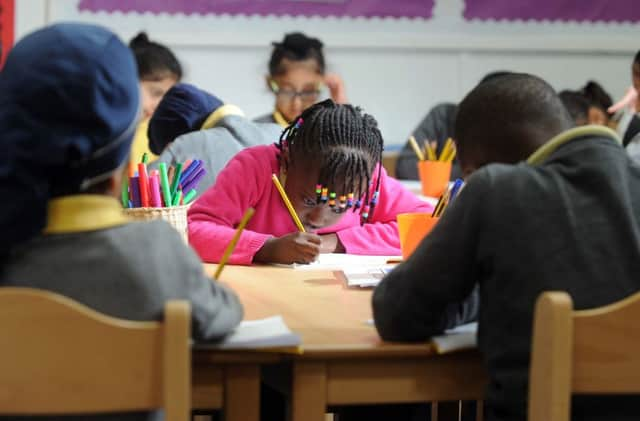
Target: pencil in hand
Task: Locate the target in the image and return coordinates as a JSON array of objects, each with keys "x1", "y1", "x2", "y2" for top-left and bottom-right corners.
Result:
[
  {"x1": 214, "y1": 207, "x2": 256, "y2": 279},
  {"x1": 271, "y1": 173, "x2": 306, "y2": 232}
]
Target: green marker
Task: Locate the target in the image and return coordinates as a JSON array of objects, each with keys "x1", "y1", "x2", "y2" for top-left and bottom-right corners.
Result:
[
  {"x1": 120, "y1": 177, "x2": 129, "y2": 208},
  {"x1": 158, "y1": 163, "x2": 172, "y2": 207},
  {"x1": 172, "y1": 189, "x2": 183, "y2": 207},
  {"x1": 170, "y1": 162, "x2": 183, "y2": 199},
  {"x1": 183, "y1": 189, "x2": 197, "y2": 205},
  {"x1": 141, "y1": 152, "x2": 149, "y2": 164}
]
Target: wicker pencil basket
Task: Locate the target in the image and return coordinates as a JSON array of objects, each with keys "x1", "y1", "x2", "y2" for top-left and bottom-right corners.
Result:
[{"x1": 123, "y1": 204, "x2": 191, "y2": 243}]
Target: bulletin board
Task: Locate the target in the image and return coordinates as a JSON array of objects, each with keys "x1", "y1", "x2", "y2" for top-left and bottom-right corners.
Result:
[
  {"x1": 0, "y1": 0, "x2": 14, "y2": 69},
  {"x1": 77, "y1": 0, "x2": 436, "y2": 19},
  {"x1": 464, "y1": 0, "x2": 640, "y2": 23}
]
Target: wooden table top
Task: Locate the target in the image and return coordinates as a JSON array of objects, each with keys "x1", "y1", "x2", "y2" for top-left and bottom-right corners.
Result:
[{"x1": 204, "y1": 264, "x2": 438, "y2": 359}]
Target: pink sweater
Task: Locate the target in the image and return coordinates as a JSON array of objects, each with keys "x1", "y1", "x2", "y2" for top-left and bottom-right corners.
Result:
[{"x1": 188, "y1": 144, "x2": 433, "y2": 264}]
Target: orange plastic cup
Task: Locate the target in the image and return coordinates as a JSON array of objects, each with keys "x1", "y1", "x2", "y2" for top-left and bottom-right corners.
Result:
[
  {"x1": 397, "y1": 213, "x2": 440, "y2": 260},
  {"x1": 418, "y1": 160, "x2": 452, "y2": 198}
]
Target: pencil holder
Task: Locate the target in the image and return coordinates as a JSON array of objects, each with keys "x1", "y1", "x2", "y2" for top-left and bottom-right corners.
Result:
[
  {"x1": 397, "y1": 213, "x2": 439, "y2": 260},
  {"x1": 123, "y1": 204, "x2": 191, "y2": 244},
  {"x1": 418, "y1": 161, "x2": 451, "y2": 198}
]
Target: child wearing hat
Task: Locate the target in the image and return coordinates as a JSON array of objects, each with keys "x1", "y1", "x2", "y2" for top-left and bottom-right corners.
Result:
[
  {"x1": 0, "y1": 23, "x2": 243, "y2": 420},
  {"x1": 148, "y1": 83, "x2": 281, "y2": 197}
]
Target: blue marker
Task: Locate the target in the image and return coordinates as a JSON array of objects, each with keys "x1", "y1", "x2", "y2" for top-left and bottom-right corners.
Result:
[{"x1": 448, "y1": 178, "x2": 465, "y2": 203}]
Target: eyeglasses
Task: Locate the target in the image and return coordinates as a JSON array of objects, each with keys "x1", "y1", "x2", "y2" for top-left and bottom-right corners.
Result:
[{"x1": 269, "y1": 80, "x2": 322, "y2": 104}]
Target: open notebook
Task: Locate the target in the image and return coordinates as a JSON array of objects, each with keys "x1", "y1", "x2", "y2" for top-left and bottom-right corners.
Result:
[
  {"x1": 200, "y1": 316, "x2": 301, "y2": 351},
  {"x1": 290, "y1": 253, "x2": 400, "y2": 288}
]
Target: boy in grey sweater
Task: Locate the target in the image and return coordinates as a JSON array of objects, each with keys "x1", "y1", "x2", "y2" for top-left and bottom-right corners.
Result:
[
  {"x1": 0, "y1": 23, "x2": 243, "y2": 421},
  {"x1": 373, "y1": 74, "x2": 640, "y2": 421}
]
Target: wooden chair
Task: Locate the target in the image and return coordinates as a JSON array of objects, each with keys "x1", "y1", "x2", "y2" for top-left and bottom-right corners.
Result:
[
  {"x1": 0, "y1": 287, "x2": 191, "y2": 421},
  {"x1": 528, "y1": 290, "x2": 640, "y2": 421}
]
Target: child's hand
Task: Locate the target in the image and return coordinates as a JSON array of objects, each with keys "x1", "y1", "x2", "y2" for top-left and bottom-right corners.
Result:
[
  {"x1": 608, "y1": 86, "x2": 638, "y2": 114},
  {"x1": 324, "y1": 73, "x2": 348, "y2": 104},
  {"x1": 254, "y1": 232, "x2": 321, "y2": 264},
  {"x1": 319, "y1": 233, "x2": 346, "y2": 253}
]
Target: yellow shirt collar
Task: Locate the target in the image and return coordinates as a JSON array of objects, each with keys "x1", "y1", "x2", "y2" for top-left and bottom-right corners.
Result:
[
  {"x1": 44, "y1": 195, "x2": 129, "y2": 234},
  {"x1": 527, "y1": 125, "x2": 621, "y2": 165},
  {"x1": 200, "y1": 104, "x2": 245, "y2": 130},
  {"x1": 272, "y1": 110, "x2": 290, "y2": 128}
]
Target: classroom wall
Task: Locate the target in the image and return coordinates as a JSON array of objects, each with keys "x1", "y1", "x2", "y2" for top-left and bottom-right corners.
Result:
[{"x1": 15, "y1": 0, "x2": 639, "y2": 147}]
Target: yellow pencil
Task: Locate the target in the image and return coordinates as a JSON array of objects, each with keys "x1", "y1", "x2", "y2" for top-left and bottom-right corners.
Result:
[
  {"x1": 408, "y1": 136, "x2": 425, "y2": 161},
  {"x1": 214, "y1": 207, "x2": 255, "y2": 279},
  {"x1": 444, "y1": 145, "x2": 457, "y2": 163},
  {"x1": 424, "y1": 139, "x2": 437, "y2": 161},
  {"x1": 271, "y1": 173, "x2": 305, "y2": 232},
  {"x1": 439, "y1": 138, "x2": 453, "y2": 162}
]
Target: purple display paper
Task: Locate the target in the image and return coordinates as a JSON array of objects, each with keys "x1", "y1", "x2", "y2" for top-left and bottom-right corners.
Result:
[
  {"x1": 464, "y1": 0, "x2": 640, "y2": 23},
  {"x1": 78, "y1": 0, "x2": 435, "y2": 19}
]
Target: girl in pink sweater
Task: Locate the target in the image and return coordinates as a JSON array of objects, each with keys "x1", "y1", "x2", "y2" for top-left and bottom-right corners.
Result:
[{"x1": 188, "y1": 100, "x2": 433, "y2": 265}]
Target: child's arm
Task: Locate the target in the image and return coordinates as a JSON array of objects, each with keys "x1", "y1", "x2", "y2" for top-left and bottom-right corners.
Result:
[
  {"x1": 372, "y1": 172, "x2": 489, "y2": 341},
  {"x1": 334, "y1": 167, "x2": 434, "y2": 255},
  {"x1": 188, "y1": 150, "x2": 272, "y2": 265}
]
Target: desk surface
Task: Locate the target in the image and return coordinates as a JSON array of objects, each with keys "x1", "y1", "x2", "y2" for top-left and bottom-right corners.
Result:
[{"x1": 204, "y1": 264, "x2": 437, "y2": 358}]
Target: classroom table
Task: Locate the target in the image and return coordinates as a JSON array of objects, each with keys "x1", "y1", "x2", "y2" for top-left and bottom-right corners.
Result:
[{"x1": 193, "y1": 264, "x2": 488, "y2": 421}]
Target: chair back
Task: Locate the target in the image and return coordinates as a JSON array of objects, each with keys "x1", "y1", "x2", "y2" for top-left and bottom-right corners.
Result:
[
  {"x1": 528, "y1": 290, "x2": 640, "y2": 421},
  {"x1": 0, "y1": 287, "x2": 191, "y2": 421}
]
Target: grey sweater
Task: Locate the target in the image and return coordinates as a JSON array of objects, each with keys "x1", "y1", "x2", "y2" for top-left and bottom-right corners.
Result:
[
  {"x1": 374, "y1": 128, "x2": 640, "y2": 421},
  {"x1": 152, "y1": 115, "x2": 282, "y2": 198},
  {"x1": 395, "y1": 103, "x2": 460, "y2": 180},
  {"x1": 1, "y1": 220, "x2": 243, "y2": 421}
]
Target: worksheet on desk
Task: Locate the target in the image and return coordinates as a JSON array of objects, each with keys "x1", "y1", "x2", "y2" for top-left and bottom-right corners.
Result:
[{"x1": 292, "y1": 254, "x2": 400, "y2": 288}]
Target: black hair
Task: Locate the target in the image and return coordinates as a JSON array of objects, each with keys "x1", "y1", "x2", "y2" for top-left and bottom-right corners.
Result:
[
  {"x1": 129, "y1": 32, "x2": 182, "y2": 81},
  {"x1": 455, "y1": 73, "x2": 573, "y2": 168},
  {"x1": 634, "y1": 50, "x2": 640, "y2": 66},
  {"x1": 269, "y1": 32, "x2": 325, "y2": 76},
  {"x1": 558, "y1": 90, "x2": 590, "y2": 125},
  {"x1": 580, "y1": 80, "x2": 613, "y2": 114},
  {"x1": 478, "y1": 71, "x2": 513, "y2": 85},
  {"x1": 277, "y1": 99, "x2": 384, "y2": 222}
]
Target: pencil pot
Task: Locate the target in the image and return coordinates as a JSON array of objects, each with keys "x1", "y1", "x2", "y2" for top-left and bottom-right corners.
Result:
[
  {"x1": 123, "y1": 204, "x2": 190, "y2": 244},
  {"x1": 418, "y1": 161, "x2": 452, "y2": 198},
  {"x1": 397, "y1": 213, "x2": 439, "y2": 260}
]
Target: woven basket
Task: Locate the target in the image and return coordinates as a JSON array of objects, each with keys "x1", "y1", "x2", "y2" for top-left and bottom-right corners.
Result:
[{"x1": 123, "y1": 204, "x2": 190, "y2": 243}]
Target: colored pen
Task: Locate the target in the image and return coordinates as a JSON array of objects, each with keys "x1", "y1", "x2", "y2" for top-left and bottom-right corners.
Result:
[
  {"x1": 448, "y1": 178, "x2": 464, "y2": 202},
  {"x1": 158, "y1": 163, "x2": 172, "y2": 207},
  {"x1": 137, "y1": 163, "x2": 150, "y2": 207},
  {"x1": 120, "y1": 176, "x2": 129, "y2": 208},
  {"x1": 149, "y1": 174, "x2": 162, "y2": 207},
  {"x1": 183, "y1": 189, "x2": 197, "y2": 205},
  {"x1": 214, "y1": 207, "x2": 256, "y2": 279},
  {"x1": 170, "y1": 162, "x2": 183, "y2": 199},
  {"x1": 271, "y1": 173, "x2": 305, "y2": 232},
  {"x1": 179, "y1": 160, "x2": 201, "y2": 184},
  {"x1": 129, "y1": 176, "x2": 141, "y2": 208},
  {"x1": 182, "y1": 168, "x2": 207, "y2": 193}
]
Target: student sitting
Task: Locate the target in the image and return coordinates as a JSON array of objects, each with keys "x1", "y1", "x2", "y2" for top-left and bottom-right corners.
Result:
[
  {"x1": 129, "y1": 31, "x2": 182, "y2": 164},
  {"x1": 395, "y1": 71, "x2": 512, "y2": 181},
  {"x1": 373, "y1": 73, "x2": 640, "y2": 421},
  {"x1": 189, "y1": 100, "x2": 432, "y2": 265},
  {"x1": 254, "y1": 32, "x2": 347, "y2": 127},
  {"x1": 148, "y1": 83, "x2": 281, "y2": 196},
  {"x1": 558, "y1": 90, "x2": 590, "y2": 126},
  {"x1": 0, "y1": 24, "x2": 243, "y2": 421}
]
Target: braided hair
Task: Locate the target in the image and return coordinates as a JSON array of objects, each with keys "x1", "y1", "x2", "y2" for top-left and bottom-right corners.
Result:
[{"x1": 277, "y1": 99, "x2": 384, "y2": 223}]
